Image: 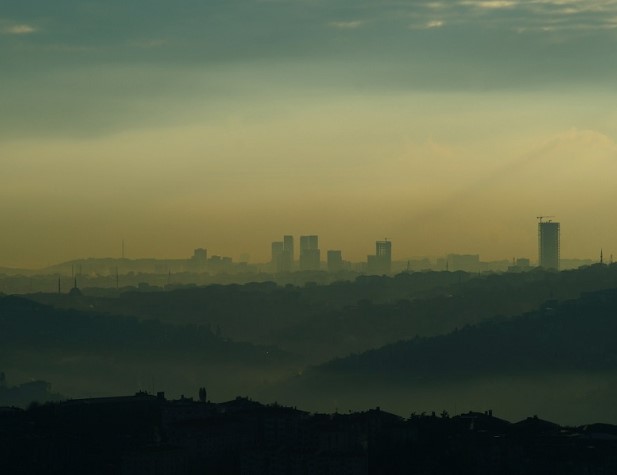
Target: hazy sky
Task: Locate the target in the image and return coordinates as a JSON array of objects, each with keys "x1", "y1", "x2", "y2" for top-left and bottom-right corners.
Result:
[{"x1": 2, "y1": 0, "x2": 617, "y2": 268}]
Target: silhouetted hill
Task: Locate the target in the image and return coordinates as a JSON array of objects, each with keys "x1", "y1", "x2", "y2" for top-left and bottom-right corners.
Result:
[
  {"x1": 0, "y1": 266, "x2": 35, "y2": 276},
  {"x1": 0, "y1": 296, "x2": 295, "y2": 401},
  {"x1": 271, "y1": 288, "x2": 617, "y2": 424},
  {"x1": 29, "y1": 264, "x2": 617, "y2": 363},
  {"x1": 9, "y1": 267, "x2": 617, "y2": 421},
  {"x1": 0, "y1": 296, "x2": 288, "y2": 362},
  {"x1": 318, "y1": 289, "x2": 617, "y2": 379}
]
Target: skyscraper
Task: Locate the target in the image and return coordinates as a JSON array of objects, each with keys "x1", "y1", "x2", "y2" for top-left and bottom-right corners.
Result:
[
  {"x1": 282, "y1": 235, "x2": 294, "y2": 271},
  {"x1": 538, "y1": 221, "x2": 560, "y2": 270},
  {"x1": 272, "y1": 236, "x2": 294, "y2": 273},
  {"x1": 367, "y1": 240, "x2": 392, "y2": 274},
  {"x1": 271, "y1": 241, "x2": 284, "y2": 272},
  {"x1": 327, "y1": 250, "x2": 343, "y2": 272},
  {"x1": 190, "y1": 248, "x2": 208, "y2": 272},
  {"x1": 300, "y1": 235, "x2": 320, "y2": 271}
]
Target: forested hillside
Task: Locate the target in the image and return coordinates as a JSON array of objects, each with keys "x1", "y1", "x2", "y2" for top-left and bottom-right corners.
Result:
[
  {"x1": 271, "y1": 287, "x2": 617, "y2": 424},
  {"x1": 0, "y1": 296, "x2": 294, "y2": 403},
  {"x1": 30, "y1": 264, "x2": 617, "y2": 361}
]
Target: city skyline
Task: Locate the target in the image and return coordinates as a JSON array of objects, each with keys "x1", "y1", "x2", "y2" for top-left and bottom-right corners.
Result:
[
  {"x1": 2, "y1": 1, "x2": 617, "y2": 268},
  {"x1": 0, "y1": 222, "x2": 612, "y2": 271},
  {"x1": 2, "y1": 226, "x2": 610, "y2": 275}
]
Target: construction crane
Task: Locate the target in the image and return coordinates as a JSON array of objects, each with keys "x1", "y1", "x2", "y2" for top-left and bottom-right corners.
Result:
[{"x1": 536, "y1": 216, "x2": 555, "y2": 223}]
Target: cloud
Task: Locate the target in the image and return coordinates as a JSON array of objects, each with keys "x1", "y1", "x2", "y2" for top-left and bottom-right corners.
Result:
[
  {"x1": 423, "y1": 2, "x2": 448, "y2": 10},
  {"x1": 328, "y1": 20, "x2": 364, "y2": 30},
  {"x1": 543, "y1": 128, "x2": 617, "y2": 156},
  {"x1": 2, "y1": 23, "x2": 37, "y2": 35},
  {"x1": 425, "y1": 20, "x2": 445, "y2": 28},
  {"x1": 461, "y1": 0, "x2": 517, "y2": 9},
  {"x1": 409, "y1": 19, "x2": 445, "y2": 30}
]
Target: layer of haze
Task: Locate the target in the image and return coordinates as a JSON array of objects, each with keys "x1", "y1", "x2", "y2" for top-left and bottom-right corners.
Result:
[{"x1": 2, "y1": 0, "x2": 617, "y2": 268}]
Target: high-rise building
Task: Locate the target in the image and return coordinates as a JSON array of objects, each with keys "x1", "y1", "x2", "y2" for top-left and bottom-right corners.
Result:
[
  {"x1": 271, "y1": 241, "x2": 284, "y2": 272},
  {"x1": 272, "y1": 236, "x2": 294, "y2": 273},
  {"x1": 190, "y1": 248, "x2": 208, "y2": 271},
  {"x1": 282, "y1": 235, "x2": 294, "y2": 272},
  {"x1": 193, "y1": 248, "x2": 207, "y2": 263},
  {"x1": 300, "y1": 235, "x2": 318, "y2": 251},
  {"x1": 376, "y1": 240, "x2": 391, "y2": 263},
  {"x1": 327, "y1": 250, "x2": 343, "y2": 272},
  {"x1": 283, "y1": 235, "x2": 294, "y2": 262},
  {"x1": 367, "y1": 240, "x2": 392, "y2": 274},
  {"x1": 300, "y1": 235, "x2": 320, "y2": 271},
  {"x1": 538, "y1": 221, "x2": 560, "y2": 270}
]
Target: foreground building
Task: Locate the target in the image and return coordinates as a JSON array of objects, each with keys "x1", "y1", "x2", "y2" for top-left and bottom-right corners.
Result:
[{"x1": 2, "y1": 393, "x2": 616, "y2": 474}]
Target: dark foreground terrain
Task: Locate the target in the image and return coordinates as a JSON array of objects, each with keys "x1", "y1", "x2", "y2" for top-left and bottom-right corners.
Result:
[{"x1": 2, "y1": 392, "x2": 617, "y2": 475}]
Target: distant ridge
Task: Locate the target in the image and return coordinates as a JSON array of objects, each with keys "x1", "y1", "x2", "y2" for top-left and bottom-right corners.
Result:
[
  {"x1": 0, "y1": 266, "x2": 36, "y2": 276},
  {"x1": 312, "y1": 288, "x2": 617, "y2": 380},
  {"x1": 269, "y1": 287, "x2": 617, "y2": 423}
]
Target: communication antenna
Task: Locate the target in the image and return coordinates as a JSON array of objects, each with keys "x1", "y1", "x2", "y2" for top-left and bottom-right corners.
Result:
[
  {"x1": 536, "y1": 216, "x2": 555, "y2": 223},
  {"x1": 122, "y1": 239, "x2": 125, "y2": 259}
]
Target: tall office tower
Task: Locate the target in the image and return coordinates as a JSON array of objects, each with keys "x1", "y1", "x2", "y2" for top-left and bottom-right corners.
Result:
[
  {"x1": 368, "y1": 240, "x2": 392, "y2": 274},
  {"x1": 538, "y1": 221, "x2": 560, "y2": 270},
  {"x1": 281, "y1": 235, "x2": 294, "y2": 272},
  {"x1": 271, "y1": 241, "x2": 284, "y2": 272},
  {"x1": 376, "y1": 240, "x2": 392, "y2": 273},
  {"x1": 327, "y1": 250, "x2": 343, "y2": 272},
  {"x1": 300, "y1": 235, "x2": 318, "y2": 251},
  {"x1": 283, "y1": 235, "x2": 294, "y2": 261},
  {"x1": 300, "y1": 235, "x2": 321, "y2": 270}
]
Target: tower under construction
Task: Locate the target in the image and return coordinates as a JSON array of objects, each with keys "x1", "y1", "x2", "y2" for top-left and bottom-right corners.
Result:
[{"x1": 538, "y1": 219, "x2": 560, "y2": 271}]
